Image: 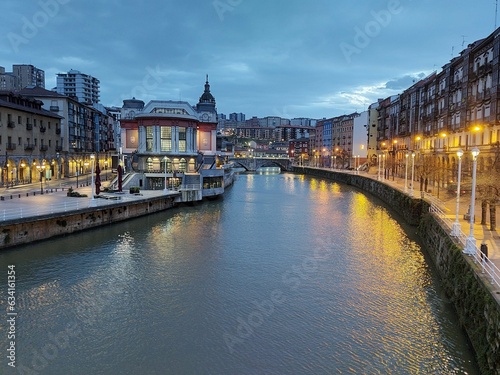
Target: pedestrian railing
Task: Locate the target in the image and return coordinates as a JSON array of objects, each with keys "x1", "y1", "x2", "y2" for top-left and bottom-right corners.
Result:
[
  {"x1": 0, "y1": 196, "x2": 134, "y2": 222},
  {"x1": 427, "y1": 197, "x2": 500, "y2": 289}
]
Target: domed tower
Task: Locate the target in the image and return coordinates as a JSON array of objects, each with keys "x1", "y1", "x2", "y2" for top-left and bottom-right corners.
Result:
[
  {"x1": 196, "y1": 75, "x2": 217, "y2": 122},
  {"x1": 196, "y1": 75, "x2": 218, "y2": 156}
]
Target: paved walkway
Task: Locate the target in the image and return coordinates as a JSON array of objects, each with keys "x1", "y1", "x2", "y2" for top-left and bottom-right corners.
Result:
[{"x1": 0, "y1": 175, "x2": 176, "y2": 222}]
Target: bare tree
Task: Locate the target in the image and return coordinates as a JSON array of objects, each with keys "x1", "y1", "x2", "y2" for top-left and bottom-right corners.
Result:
[
  {"x1": 415, "y1": 154, "x2": 440, "y2": 193},
  {"x1": 475, "y1": 143, "x2": 500, "y2": 230}
]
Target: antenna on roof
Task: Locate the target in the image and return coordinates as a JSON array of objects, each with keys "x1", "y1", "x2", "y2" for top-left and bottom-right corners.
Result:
[
  {"x1": 496, "y1": 0, "x2": 498, "y2": 29},
  {"x1": 461, "y1": 35, "x2": 467, "y2": 47}
]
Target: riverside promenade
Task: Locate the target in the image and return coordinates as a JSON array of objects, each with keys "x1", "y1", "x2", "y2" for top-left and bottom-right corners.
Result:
[{"x1": 0, "y1": 175, "x2": 174, "y2": 223}]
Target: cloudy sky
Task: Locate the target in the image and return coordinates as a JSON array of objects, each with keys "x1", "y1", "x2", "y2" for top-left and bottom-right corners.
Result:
[{"x1": 1, "y1": 0, "x2": 498, "y2": 119}]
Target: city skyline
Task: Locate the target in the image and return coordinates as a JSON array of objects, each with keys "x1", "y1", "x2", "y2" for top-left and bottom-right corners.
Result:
[{"x1": 1, "y1": 0, "x2": 499, "y2": 119}]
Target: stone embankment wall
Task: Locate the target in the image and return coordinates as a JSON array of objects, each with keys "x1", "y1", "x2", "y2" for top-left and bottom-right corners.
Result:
[
  {"x1": 0, "y1": 196, "x2": 177, "y2": 250},
  {"x1": 295, "y1": 167, "x2": 500, "y2": 375}
]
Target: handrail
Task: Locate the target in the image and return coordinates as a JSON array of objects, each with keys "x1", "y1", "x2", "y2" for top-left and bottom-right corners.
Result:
[
  {"x1": 0, "y1": 196, "x2": 136, "y2": 222},
  {"x1": 179, "y1": 184, "x2": 202, "y2": 191},
  {"x1": 427, "y1": 198, "x2": 500, "y2": 288}
]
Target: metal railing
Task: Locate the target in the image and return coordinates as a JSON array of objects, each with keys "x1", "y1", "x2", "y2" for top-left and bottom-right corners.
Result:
[
  {"x1": 425, "y1": 194, "x2": 500, "y2": 288},
  {"x1": 179, "y1": 184, "x2": 202, "y2": 191},
  {"x1": 0, "y1": 196, "x2": 136, "y2": 222}
]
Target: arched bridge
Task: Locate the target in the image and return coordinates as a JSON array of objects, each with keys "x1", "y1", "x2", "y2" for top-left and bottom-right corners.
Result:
[{"x1": 228, "y1": 157, "x2": 292, "y2": 172}]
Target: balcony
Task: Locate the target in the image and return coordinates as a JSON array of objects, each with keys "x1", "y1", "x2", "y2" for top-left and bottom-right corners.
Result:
[
  {"x1": 55, "y1": 146, "x2": 63, "y2": 152},
  {"x1": 50, "y1": 106, "x2": 60, "y2": 112},
  {"x1": 24, "y1": 144, "x2": 35, "y2": 151},
  {"x1": 26, "y1": 123, "x2": 33, "y2": 130},
  {"x1": 7, "y1": 121, "x2": 15, "y2": 128},
  {"x1": 39, "y1": 145, "x2": 48, "y2": 152},
  {"x1": 6, "y1": 143, "x2": 16, "y2": 151},
  {"x1": 40, "y1": 126, "x2": 46, "y2": 133},
  {"x1": 55, "y1": 128, "x2": 61, "y2": 135}
]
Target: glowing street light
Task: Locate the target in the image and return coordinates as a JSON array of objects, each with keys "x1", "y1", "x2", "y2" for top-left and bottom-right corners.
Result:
[
  {"x1": 382, "y1": 153, "x2": 386, "y2": 180},
  {"x1": 464, "y1": 147, "x2": 480, "y2": 255},
  {"x1": 451, "y1": 149, "x2": 464, "y2": 237},
  {"x1": 163, "y1": 156, "x2": 169, "y2": 193},
  {"x1": 89, "y1": 154, "x2": 96, "y2": 206},
  {"x1": 36, "y1": 161, "x2": 46, "y2": 194},
  {"x1": 404, "y1": 152, "x2": 409, "y2": 193}
]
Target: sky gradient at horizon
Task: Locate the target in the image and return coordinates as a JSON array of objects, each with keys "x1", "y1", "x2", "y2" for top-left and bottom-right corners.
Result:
[{"x1": 1, "y1": 0, "x2": 498, "y2": 119}]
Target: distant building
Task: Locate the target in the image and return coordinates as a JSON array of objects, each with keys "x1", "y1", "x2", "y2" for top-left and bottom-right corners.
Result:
[
  {"x1": 0, "y1": 67, "x2": 17, "y2": 91},
  {"x1": 56, "y1": 69, "x2": 100, "y2": 104},
  {"x1": 353, "y1": 111, "x2": 368, "y2": 161},
  {"x1": 0, "y1": 64, "x2": 45, "y2": 91},
  {"x1": 291, "y1": 118, "x2": 316, "y2": 127},
  {"x1": 367, "y1": 101, "x2": 380, "y2": 163},
  {"x1": 13, "y1": 64, "x2": 45, "y2": 89},
  {"x1": 289, "y1": 138, "x2": 310, "y2": 164},
  {"x1": 229, "y1": 112, "x2": 245, "y2": 122}
]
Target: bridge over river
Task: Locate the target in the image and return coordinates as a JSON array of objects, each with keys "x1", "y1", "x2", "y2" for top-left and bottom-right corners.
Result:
[{"x1": 228, "y1": 157, "x2": 292, "y2": 171}]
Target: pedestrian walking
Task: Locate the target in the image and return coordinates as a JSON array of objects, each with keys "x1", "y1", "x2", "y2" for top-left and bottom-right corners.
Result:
[{"x1": 480, "y1": 242, "x2": 488, "y2": 262}]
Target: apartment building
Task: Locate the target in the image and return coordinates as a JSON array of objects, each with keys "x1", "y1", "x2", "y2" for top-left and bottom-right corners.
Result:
[
  {"x1": 0, "y1": 64, "x2": 45, "y2": 91},
  {"x1": 0, "y1": 91, "x2": 62, "y2": 186},
  {"x1": 56, "y1": 69, "x2": 100, "y2": 105}
]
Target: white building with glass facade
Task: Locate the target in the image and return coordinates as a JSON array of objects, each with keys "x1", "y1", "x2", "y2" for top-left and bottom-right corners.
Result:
[{"x1": 118, "y1": 78, "x2": 231, "y2": 201}]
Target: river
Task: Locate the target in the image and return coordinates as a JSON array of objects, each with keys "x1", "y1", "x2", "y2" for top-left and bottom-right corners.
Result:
[{"x1": 0, "y1": 172, "x2": 480, "y2": 374}]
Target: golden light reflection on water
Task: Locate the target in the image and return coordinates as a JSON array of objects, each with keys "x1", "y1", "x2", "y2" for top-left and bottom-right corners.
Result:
[
  {"x1": 336, "y1": 190, "x2": 460, "y2": 372},
  {"x1": 1, "y1": 173, "x2": 479, "y2": 374}
]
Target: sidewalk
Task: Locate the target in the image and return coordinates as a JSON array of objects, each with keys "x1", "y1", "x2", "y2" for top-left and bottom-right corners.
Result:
[{"x1": 0, "y1": 175, "x2": 176, "y2": 223}]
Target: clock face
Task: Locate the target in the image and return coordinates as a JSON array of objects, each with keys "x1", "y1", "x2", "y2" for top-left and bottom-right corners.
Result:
[{"x1": 202, "y1": 113, "x2": 209, "y2": 121}]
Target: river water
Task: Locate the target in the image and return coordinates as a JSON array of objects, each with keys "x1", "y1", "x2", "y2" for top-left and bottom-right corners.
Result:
[{"x1": 0, "y1": 172, "x2": 480, "y2": 374}]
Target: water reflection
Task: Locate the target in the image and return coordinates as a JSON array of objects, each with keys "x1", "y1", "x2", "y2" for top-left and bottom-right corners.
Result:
[{"x1": 0, "y1": 173, "x2": 480, "y2": 374}]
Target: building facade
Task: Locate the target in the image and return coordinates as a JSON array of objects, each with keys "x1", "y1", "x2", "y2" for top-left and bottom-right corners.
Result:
[
  {"x1": 56, "y1": 69, "x2": 100, "y2": 105},
  {"x1": 372, "y1": 26, "x2": 500, "y2": 192},
  {"x1": 118, "y1": 78, "x2": 224, "y2": 198},
  {"x1": 18, "y1": 86, "x2": 116, "y2": 180},
  {"x1": 0, "y1": 64, "x2": 45, "y2": 91},
  {"x1": 0, "y1": 91, "x2": 62, "y2": 187}
]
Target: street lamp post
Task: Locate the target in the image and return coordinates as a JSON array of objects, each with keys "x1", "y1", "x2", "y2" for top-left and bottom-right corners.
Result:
[
  {"x1": 76, "y1": 160, "x2": 80, "y2": 189},
  {"x1": 90, "y1": 154, "x2": 96, "y2": 206},
  {"x1": 382, "y1": 153, "x2": 386, "y2": 180},
  {"x1": 377, "y1": 153, "x2": 381, "y2": 181},
  {"x1": 464, "y1": 147, "x2": 480, "y2": 255},
  {"x1": 84, "y1": 160, "x2": 89, "y2": 185},
  {"x1": 163, "y1": 156, "x2": 168, "y2": 192},
  {"x1": 36, "y1": 162, "x2": 44, "y2": 194},
  {"x1": 451, "y1": 149, "x2": 464, "y2": 237},
  {"x1": 404, "y1": 152, "x2": 409, "y2": 193},
  {"x1": 410, "y1": 151, "x2": 416, "y2": 197}
]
